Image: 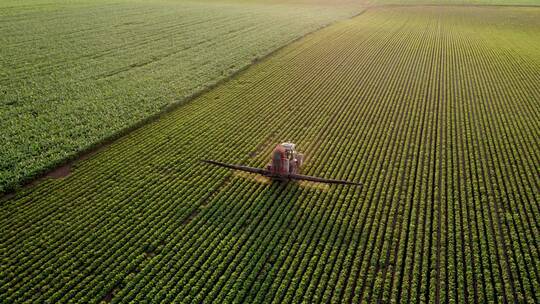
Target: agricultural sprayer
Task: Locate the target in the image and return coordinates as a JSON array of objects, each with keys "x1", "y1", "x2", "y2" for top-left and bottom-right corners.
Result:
[{"x1": 203, "y1": 142, "x2": 361, "y2": 186}]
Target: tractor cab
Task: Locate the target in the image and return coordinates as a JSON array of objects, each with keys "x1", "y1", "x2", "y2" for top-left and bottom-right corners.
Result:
[
  {"x1": 268, "y1": 142, "x2": 304, "y2": 175},
  {"x1": 281, "y1": 142, "x2": 303, "y2": 166},
  {"x1": 281, "y1": 142, "x2": 295, "y2": 159}
]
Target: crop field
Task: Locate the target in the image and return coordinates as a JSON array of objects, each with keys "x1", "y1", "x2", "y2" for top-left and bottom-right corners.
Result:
[
  {"x1": 0, "y1": 0, "x2": 363, "y2": 193},
  {"x1": 2, "y1": 3, "x2": 540, "y2": 304}
]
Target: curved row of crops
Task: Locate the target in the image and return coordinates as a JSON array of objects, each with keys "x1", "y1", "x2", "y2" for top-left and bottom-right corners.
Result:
[{"x1": 1, "y1": 5, "x2": 539, "y2": 303}]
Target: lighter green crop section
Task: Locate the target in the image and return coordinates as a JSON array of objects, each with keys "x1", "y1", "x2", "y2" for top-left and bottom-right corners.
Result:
[
  {"x1": 1, "y1": 6, "x2": 539, "y2": 303},
  {"x1": 0, "y1": 0, "x2": 363, "y2": 193}
]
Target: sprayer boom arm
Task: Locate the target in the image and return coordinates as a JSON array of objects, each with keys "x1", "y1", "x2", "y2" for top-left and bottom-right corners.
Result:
[
  {"x1": 287, "y1": 173, "x2": 362, "y2": 186},
  {"x1": 201, "y1": 159, "x2": 268, "y2": 175},
  {"x1": 201, "y1": 159, "x2": 362, "y2": 186}
]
